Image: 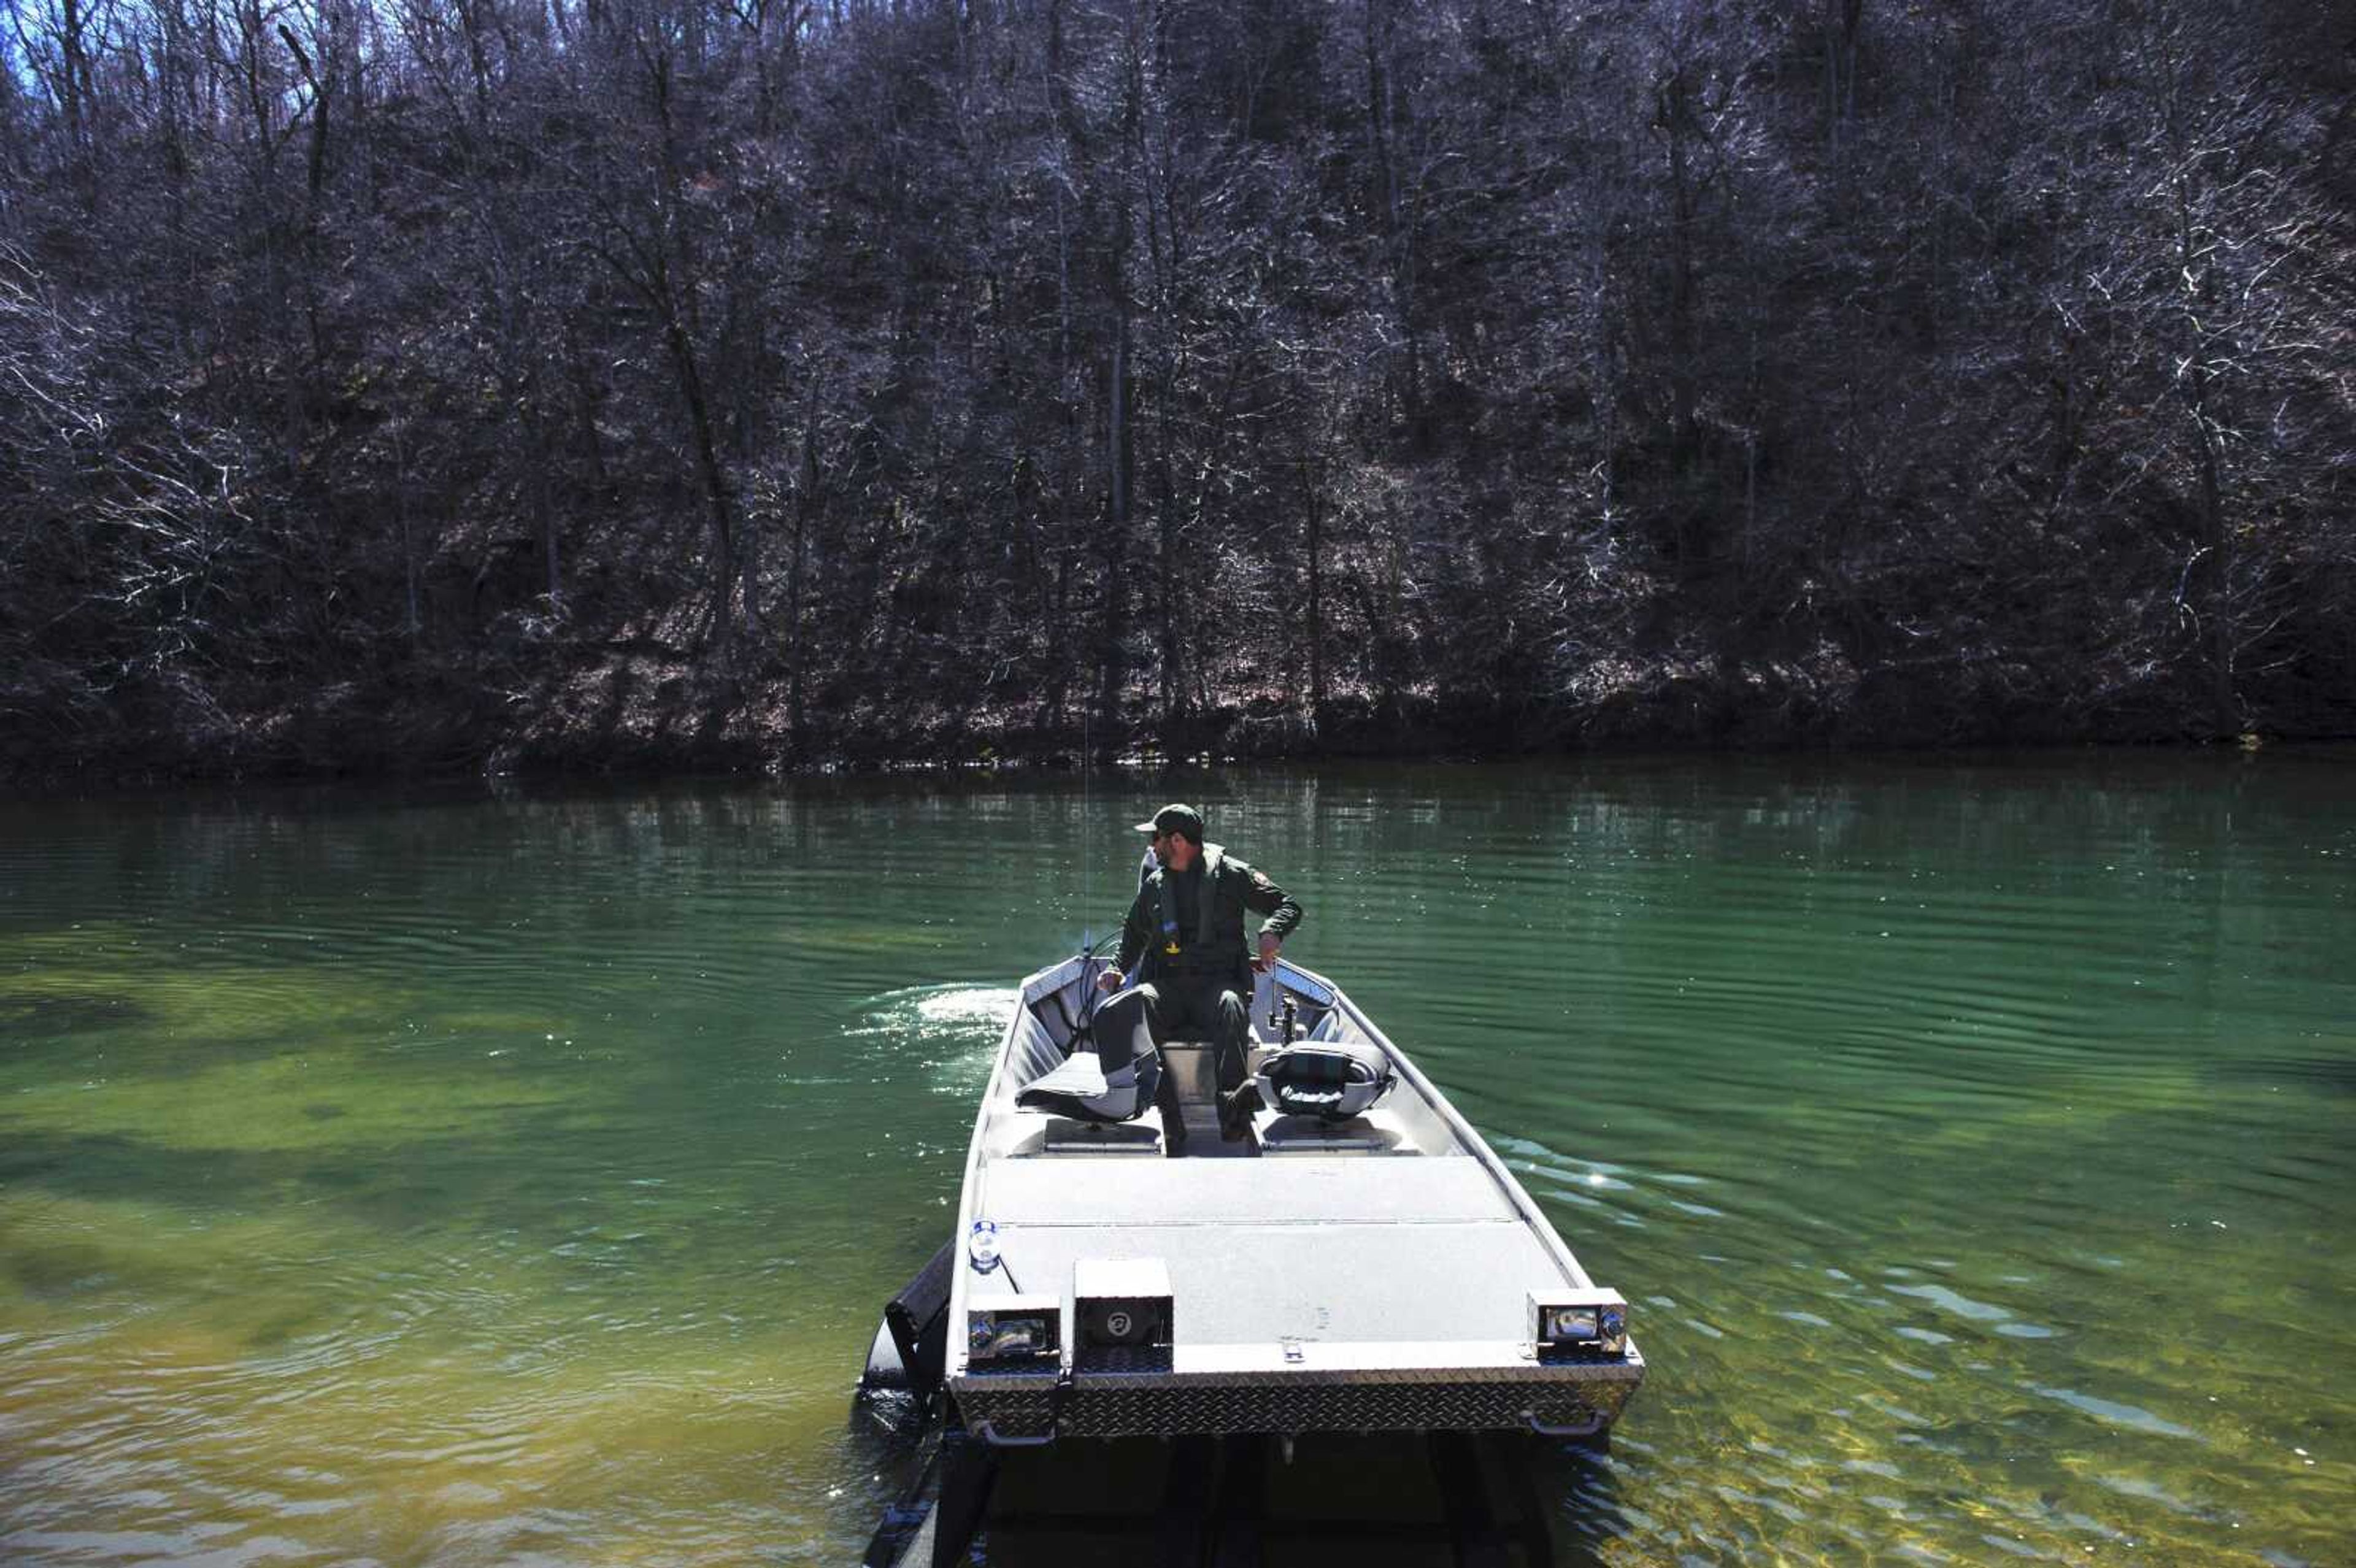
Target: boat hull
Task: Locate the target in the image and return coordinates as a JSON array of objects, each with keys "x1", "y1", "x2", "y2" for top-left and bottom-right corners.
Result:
[{"x1": 944, "y1": 955, "x2": 1646, "y2": 1447}]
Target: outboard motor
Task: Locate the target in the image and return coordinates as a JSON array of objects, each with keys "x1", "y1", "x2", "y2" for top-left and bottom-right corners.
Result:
[
  {"x1": 1017, "y1": 996, "x2": 1163, "y2": 1123},
  {"x1": 1253, "y1": 1037, "x2": 1395, "y2": 1122}
]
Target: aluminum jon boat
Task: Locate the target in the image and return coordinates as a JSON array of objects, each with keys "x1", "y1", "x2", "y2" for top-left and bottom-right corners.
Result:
[{"x1": 941, "y1": 952, "x2": 1646, "y2": 1449}]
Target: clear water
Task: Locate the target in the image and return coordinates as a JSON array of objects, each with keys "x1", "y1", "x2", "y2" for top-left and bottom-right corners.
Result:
[{"x1": 2, "y1": 755, "x2": 2350, "y2": 1564}]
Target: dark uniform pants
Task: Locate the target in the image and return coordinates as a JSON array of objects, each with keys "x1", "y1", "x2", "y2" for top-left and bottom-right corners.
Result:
[{"x1": 1095, "y1": 979, "x2": 1250, "y2": 1093}]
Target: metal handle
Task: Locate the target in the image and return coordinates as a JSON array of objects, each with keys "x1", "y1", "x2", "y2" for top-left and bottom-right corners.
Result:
[
  {"x1": 1525, "y1": 1409, "x2": 1607, "y2": 1438},
  {"x1": 971, "y1": 1420, "x2": 1057, "y2": 1448}
]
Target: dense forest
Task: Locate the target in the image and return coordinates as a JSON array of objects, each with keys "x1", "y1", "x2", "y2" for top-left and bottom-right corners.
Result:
[{"x1": 2, "y1": 0, "x2": 2350, "y2": 780}]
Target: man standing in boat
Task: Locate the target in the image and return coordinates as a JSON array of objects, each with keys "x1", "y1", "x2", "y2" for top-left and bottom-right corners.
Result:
[{"x1": 1096, "y1": 804, "x2": 1303, "y2": 1142}]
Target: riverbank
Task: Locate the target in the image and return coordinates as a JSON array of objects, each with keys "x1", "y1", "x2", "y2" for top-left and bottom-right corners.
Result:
[
  {"x1": 9, "y1": 642, "x2": 2344, "y2": 796},
  {"x1": 9, "y1": 0, "x2": 2350, "y2": 806}
]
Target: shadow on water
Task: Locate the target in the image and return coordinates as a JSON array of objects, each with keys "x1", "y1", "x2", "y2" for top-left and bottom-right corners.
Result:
[
  {"x1": 2205, "y1": 1052, "x2": 2356, "y2": 1096},
  {"x1": 0, "y1": 1108, "x2": 594, "y2": 1234},
  {"x1": 0, "y1": 992, "x2": 155, "y2": 1036},
  {"x1": 839, "y1": 1420, "x2": 1631, "y2": 1567}
]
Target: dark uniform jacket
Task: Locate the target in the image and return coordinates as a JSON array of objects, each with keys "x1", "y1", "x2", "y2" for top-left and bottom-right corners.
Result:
[{"x1": 1116, "y1": 842, "x2": 1303, "y2": 990}]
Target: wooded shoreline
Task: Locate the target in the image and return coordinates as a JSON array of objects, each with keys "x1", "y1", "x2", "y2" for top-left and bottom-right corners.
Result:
[
  {"x1": 6, "y1": 1, "x2": 2350, "y2": 790},
  {"x1": 6, "y1": 649, "x2": 2345, "y2": 793}
]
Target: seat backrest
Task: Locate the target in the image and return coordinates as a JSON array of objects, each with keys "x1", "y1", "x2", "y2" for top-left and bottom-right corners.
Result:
[{"x1": 1254, "y1": 1038, "x2": 1395, "y2": 1122}]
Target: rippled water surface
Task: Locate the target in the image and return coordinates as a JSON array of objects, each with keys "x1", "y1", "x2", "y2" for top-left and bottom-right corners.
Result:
[{"x1": 2, "y1": 755, "x2": 2351, "y2": 1564}]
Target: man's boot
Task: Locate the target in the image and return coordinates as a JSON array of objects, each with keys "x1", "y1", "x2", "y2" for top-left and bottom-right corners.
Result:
[{"x1": 1217, "y1": 1082, "x2": 1263, "y2": 1142}]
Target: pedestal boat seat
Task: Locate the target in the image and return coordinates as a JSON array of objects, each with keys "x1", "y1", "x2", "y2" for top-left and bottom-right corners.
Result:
[{"x1": 1253, "y1": 1036, "x2": 1395, "y2": 1121}]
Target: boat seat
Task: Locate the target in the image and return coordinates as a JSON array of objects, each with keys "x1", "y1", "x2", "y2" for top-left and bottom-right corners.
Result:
[
  {"x1": 1015, "y1": 1044, "x2": 1161, "y2": 1126},
  {"x1": 1253, "y1": 1037, "x2": 1396, "y2": 1122}
]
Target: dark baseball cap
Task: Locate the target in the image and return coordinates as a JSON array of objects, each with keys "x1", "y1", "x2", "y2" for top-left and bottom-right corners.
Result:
[{"x1": 1133, "y1": 804, "x2": 1204, "y2": 841}]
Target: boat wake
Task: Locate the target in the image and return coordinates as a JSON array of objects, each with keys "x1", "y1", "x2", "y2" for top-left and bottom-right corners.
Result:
[{"x1": 841, "y1": 986, "x2": 1018, "y2": 1096}]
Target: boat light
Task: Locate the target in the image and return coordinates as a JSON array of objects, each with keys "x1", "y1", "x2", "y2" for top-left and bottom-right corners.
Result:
[
  {"x1": 1547, "y1": 1304, "x2": 1600, "y2": 1342},
  {"x1": 1530, "y1": 1288, "x2": 1629, "y2": 1356},
  {"x1": 967, "y1": 1219, "x2": 1001, "y2": 1272},
  {"x1": 965, "y1": 1293, "x2": 1061, "y2": 1366}
]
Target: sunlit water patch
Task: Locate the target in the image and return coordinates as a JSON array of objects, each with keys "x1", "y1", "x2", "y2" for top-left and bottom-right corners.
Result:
[{"x1": 838, "y1": 985, "x2": 1019, "y2": 1098}]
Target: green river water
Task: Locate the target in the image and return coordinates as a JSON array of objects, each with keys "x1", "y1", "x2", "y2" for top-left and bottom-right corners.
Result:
[{"x1": 2, "y1": 755, "x2": 2350, "y2": 1565}]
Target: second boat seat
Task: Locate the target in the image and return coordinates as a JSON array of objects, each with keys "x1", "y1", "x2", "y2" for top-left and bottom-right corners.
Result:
[{"x1": 1254, "y1": 1037, "x2": 1396, "y2": 1122}]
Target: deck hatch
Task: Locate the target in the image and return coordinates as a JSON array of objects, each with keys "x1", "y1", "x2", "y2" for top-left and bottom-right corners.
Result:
[{"x1": 1074, "y1": 1258, "x2": 1174, "y2": 1371}]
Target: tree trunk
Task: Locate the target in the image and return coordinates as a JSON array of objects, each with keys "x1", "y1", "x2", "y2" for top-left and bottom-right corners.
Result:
[
  {"x1": 669, "y1": 313, "x2": 737, "y2": 658},
  {"x1": 1303, "y1": 455, "x2": 1325, "y2": 735},
  {"x1": 787, "y1": 382, "x2": 824, "y2": 745},
  {"x1": 1363, "y1": 0, "x2": 1419, "y2": 425},
  {"x1": 528, "y1": 391, "x2": 561, "y2": 609},
  {"x1": 1659, "y1": 66, "x2": 1699, "y2": 456}
]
